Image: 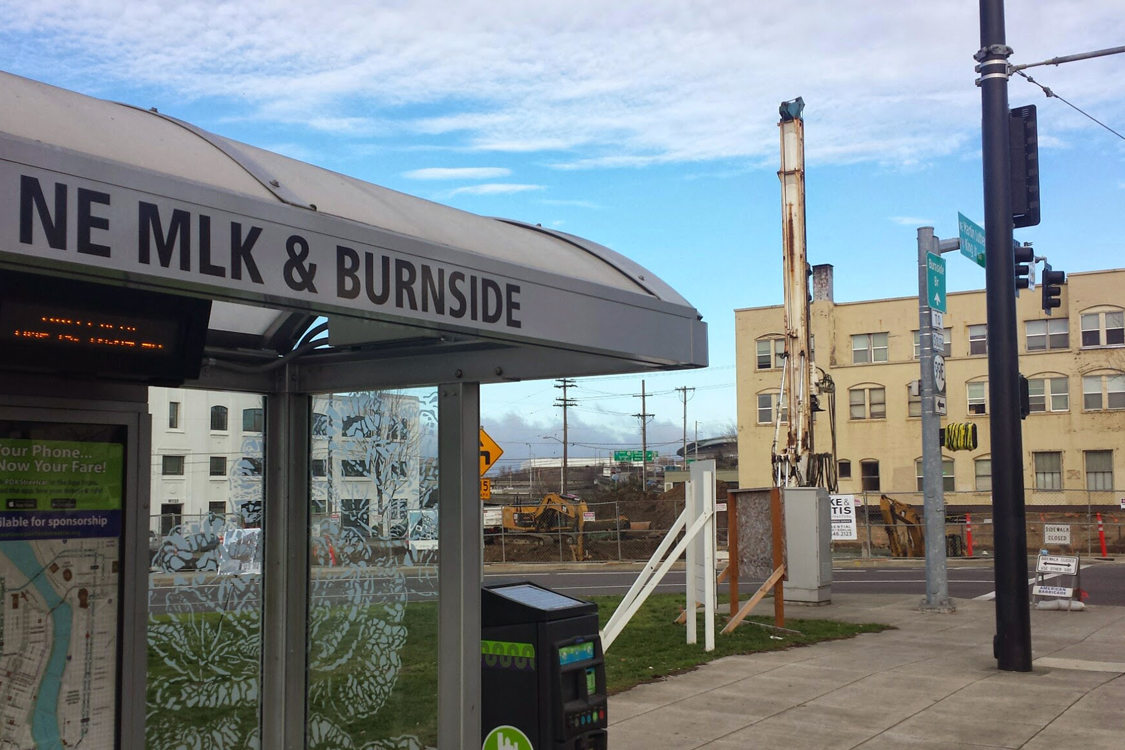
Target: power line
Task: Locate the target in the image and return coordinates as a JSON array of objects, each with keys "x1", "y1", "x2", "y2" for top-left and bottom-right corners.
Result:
[{"x1": 1014, "y1": 70, "x2": 1125, "y2": 142}]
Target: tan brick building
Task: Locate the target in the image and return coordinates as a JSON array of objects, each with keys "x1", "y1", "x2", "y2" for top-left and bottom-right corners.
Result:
[{"x1": 735, "y1": 266, "x2": 1124, "y2": 510}]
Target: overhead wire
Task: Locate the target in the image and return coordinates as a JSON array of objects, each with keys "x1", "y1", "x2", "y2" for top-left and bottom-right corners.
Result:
[{"x1": 1013, "y1": 69, "x2": 1125, "y2": 142}]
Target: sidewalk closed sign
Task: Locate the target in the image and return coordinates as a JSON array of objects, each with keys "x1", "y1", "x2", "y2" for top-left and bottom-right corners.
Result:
[
  {"x1": 1044, "y1": 524, "x2": 1071, "y2": 545},
  {"x1": 829, "y1": 495, "x2": 858, "y2": 541}
]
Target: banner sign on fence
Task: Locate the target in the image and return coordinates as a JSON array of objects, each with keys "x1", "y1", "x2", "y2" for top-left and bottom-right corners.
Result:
[
  {"x1": 829, "y1": 494, "x2": 858, "y2": 541},
  {"x1": 1043, "y1": 524, "x2": 1071, "y2": 546}
]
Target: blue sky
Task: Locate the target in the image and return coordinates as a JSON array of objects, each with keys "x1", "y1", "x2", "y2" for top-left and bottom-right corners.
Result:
[{"x1": 3, "y1": 1, "x2": 1123, "y2": 470}]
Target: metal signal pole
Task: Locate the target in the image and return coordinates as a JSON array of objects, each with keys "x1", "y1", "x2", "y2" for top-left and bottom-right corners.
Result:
[{"x1": 977, "y1": 0, "x2": 1032, "y2": 671}]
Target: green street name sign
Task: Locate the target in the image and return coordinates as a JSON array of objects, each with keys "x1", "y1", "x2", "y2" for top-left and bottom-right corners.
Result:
[
  {"x1": 958, "y1": 212, "x2": 986, "y2": 269},
  {"x1": 926, "y1": 252, "x2": 947, "y2": 313}
]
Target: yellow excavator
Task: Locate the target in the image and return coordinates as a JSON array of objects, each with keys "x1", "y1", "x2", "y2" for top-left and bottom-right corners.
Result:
[
  {"x1": 492, "y1": 493, "x2": 626, "y2": 560},
  {"x1": 879, "y1": 494, "x2": 925, "y2": 557}
]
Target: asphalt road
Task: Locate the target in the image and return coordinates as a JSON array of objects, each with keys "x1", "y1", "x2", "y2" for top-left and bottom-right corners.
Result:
[
  {"x1": 485, "y1": 558, "x2": 1125, "y2": 606},
  {"x1": 148, "y1": 557, "x2": 1125, "y2": 614}
]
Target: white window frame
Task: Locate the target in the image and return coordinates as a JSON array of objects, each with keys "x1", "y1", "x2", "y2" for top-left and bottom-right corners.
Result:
[
  {"x1": 967, "y1": 381, "x2": 989, "y2": 415},
  {"x1": 913, "y1": 328, "x2": 951, "y2": 358},
  {"x1": 1080, "y1": 309, "x2": 1125, "y2": 348},
  {"x1": 974, "y1": 457, "x2": 992, "y2": 492},
  {"x1": 851, "y1": 332, "x2": 889, "y2": 364},
  {"x1": 915, "y1": 457, "x2": 954, "y2": 492},
  {"x1": 1033, "y1": 451, "x2": 1062, "y2": 491},
  {"x1": 1025, "y1": 318, "x2": 1069, "y2": 351},
  {"x1": 757, "y1": 392, "x2": 786, "y2": 424},
  {"x1": 1027, "y1": 376, "x2": 1069, "y2": 413},
  {"x1": 1085, "y1": 450, "x2": 1114, "y2": 492},
  {"x1": 849, "y1": 386, "x2": 886, "y2": 420},
  {"x1": 756, "y1": 338, "x2": 786, "y2": 370},
  {"x1": 1083, "y1": 373, "x2": 1125, "y2": 411},
  {"x1": 968, "y1": 324, "x2": 988, "y2": 355}
]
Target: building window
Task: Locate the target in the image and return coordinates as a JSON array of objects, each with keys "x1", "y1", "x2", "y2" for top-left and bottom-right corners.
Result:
[
  {"x1": 159, "y1": 503, "x2": 183, "y2": 535},
  {"x1": 1027, "y1": 376, "x2": 1069, "y2": 413},
  {"x1": 849, "y1": 386, "x2": 886, "y2": 420},
  {"x1": 837, "y1": 460, "x2": 852, "y2": 479},
  {"x1": 208, "y1": 501, "x2": 227, "y2": 517},
  {"x1": 1033, "y1": 451, "x2": 1062, "y2": 491},
  {"x1": 1025, "y1": 318, "x2": 1069, "y2": 351},
  {"x1": 237, "y1": 456, "x2": 264, "y2": 477},
  {"x1": 756, "y1": 338, "x2": 785, "y2": 370},
  {"x1": 311, "y1": 458, "x2": 327, "y2": 477},
  {"x1": 968, "y1": 324, "x2": 988, "y2": 355},
  {"x1": 913, "y1": 328, "x2": 951, "y2": 358},
  {"x1": 757, "y1": 392, "x2": 787, "y2": 424},
  {"x1": 1080, "y1": 309, "x2": 1124, "y2": 347},
  {"x1": 974, "y1": 458, "x2": 991, "y2": 492},
  {"x1": 209, "y1": 456, "x2": 227, "y2": 477},
  {"x1": 915, "y1": 457, "x2": 955, "y2": 492},
  {"x1": 967, "y1": 381, "x2": 988, "y2": 415},
  {"x1": 851, "y1": 333, "x2": 888, "y2": 364},
  {"x1": 161, "y1": 455, "x2": 185, "y2": 476},
  {"x1": 341, "y1": 459, "x2": 370, "y2": 478},
  {"x1": 243, "y1": 407, "x2": 264, "y2": 433},
  {"x1": 312, "y1": 412, "x2": 329, "y2": 436},
  {"x1": 1082, "y1": 373, "x2": 1125, "y2": 411},
  {"x1": 1085, "y1": 451, "x2": 1114, "y2": 491},
  {"x1": 210, "y1": 405, "x2": 229, "y2": 431},
  {"x1": 168, "y1": 401, "x2": 181, "y2": 430},
  {"x1": 907, "y1": 384, "x2": 922, "y2": 418},
  {"x1": 860, "y1": 460, "x2": 880, "y2": 492},
  {"x1": 342, "y1": 497, "x2": 371, "y2": 536}
]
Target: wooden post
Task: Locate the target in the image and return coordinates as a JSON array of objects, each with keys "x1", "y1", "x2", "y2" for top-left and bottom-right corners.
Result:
[
  {"x1": 728, "y1": 493, "x2": 739, "y2": 617},
  {"x1": 771, "y1": 486, "x2": 785, "y2": 627}
]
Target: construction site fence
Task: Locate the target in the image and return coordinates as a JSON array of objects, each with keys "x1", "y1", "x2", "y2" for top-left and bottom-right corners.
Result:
[
  {"x1": 146, "y1": 490, "x2": 1124, "y2": 566},
  {"x1": 835, "y1": 489, "x2": 1125, "y2": 560}
]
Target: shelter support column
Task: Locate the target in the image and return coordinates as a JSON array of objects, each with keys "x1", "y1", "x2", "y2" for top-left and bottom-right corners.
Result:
[
  {"x1": 438, "y1": 382, "x2": 482, "y2": 747},
  {"x1": 261, "y1": 377, "x2": 311, "y2": 750}
]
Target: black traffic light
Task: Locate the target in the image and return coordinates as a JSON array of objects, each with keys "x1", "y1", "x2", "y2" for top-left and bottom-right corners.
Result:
[
  {"x1": 1013, "y1": 242, "x2": 1034, "y2": 291},
  {"x1": 1018, "y1": 373, "x2": 1030, "y2": 420},
  {"x1": 1041, "y1": 263, "x2": 1065, "y2": 315},
  {"x1": 1010, "y1": 105, "x2": 1041, "y2": 228}
]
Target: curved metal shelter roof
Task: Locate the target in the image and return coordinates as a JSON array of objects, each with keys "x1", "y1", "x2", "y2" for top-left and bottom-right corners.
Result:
[{"x1": 0, "y1": 71, "x2": 706, "y2": 392}]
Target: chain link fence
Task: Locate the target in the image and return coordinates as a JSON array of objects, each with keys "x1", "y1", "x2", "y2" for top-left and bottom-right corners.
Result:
[{"x1": 150, "y1": 489, "x2": 1123, "y2": 567}]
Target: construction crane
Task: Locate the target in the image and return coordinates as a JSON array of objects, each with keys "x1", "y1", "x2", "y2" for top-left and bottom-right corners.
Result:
[{"x1": 772, "y1": 98, "x2": 836, "y2": 491}]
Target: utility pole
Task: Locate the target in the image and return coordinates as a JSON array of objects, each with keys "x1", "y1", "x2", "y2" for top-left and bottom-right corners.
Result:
[
  {"x1": 633, "y1": 380, "x2": 653, "y2": 490},
  {"x1": 977, "y1": 0, "x2": 1031, "y2": 671},
  {"x1": 676, "y1": 386, "x2": 694, "y2": 470},
  {"x1": 554, "y1": 378, "x2": 577, "y2": 494}
]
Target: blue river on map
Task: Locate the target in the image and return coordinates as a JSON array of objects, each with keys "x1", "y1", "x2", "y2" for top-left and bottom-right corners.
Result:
[{"x1": 1, "y1": 539, "x2": 71, "y2": 750}]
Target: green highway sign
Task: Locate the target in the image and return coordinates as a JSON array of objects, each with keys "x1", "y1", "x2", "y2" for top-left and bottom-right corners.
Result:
[
  {"x1": 926, "y1": 252, "x2": 947, "y2": 313},
  {"x1": 958, "y1": 212, "x2": 986, "y2": 269},
  {"x1": 613, "y1": 450, "x2": 657, "y2": 462}
]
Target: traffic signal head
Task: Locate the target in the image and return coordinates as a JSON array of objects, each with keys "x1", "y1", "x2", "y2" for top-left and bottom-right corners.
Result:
[
  {"x1": 1013, "y1": 243, "x2": 1034, "y2": 290},
  {"x1": 1041, "y1": 263, "x2": 1065, "y2": 315}
]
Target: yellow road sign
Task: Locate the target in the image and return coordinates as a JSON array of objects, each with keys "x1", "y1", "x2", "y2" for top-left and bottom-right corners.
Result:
[
  {"x1": 479, "y1": 428, "x2": 503, "y2": 475},
  {"x1": 480, "y1": 478, "x2": 492, "y2": 500}
]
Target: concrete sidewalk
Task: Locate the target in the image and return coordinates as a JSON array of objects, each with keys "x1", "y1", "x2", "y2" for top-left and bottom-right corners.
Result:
[{"x1": 608, "y1": 594, "x2": 1125, "y2": 749}]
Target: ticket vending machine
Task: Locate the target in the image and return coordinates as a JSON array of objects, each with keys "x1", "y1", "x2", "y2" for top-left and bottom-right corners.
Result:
[{"x1": 481, "y1": 582, "x2": 607, "y2": 750}]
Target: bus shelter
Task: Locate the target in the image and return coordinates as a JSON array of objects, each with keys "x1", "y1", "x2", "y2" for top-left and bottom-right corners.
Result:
[{"x1": 0, "y1": 71, "x2": 706, "y2": 749}]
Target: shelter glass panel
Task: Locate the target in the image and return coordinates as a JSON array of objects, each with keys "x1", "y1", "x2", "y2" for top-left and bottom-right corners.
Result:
[
  {"x1": 307, "y1": 388, "x2": 440, "y2": 749},
  {"x1": 147, "y1": 390, "x2": 265, "y2": 749}
]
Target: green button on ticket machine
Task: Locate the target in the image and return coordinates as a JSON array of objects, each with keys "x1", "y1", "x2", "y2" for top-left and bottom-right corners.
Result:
[{"x1": 482, "y1": 582, "x2": 607, "y2": 750}]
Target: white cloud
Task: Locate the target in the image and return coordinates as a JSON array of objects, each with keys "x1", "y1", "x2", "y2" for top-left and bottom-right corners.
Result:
[
  {"x1": 890, "y1": 216, "x2": 935, "y2": 227},
  {"x1": 449, "y1": 183, "x2": 545, "y2": 196},
  {"x1": 3, "y1": 1, "x2": 1124, "y2": 169},
  {"x1": 403, "y1": 167, "x2": 512, "y2": 180}
]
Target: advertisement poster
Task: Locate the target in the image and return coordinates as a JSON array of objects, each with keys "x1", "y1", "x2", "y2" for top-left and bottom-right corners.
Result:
[{"x1": 0, "y1": 429, "x2": 124, "y2": 750}]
